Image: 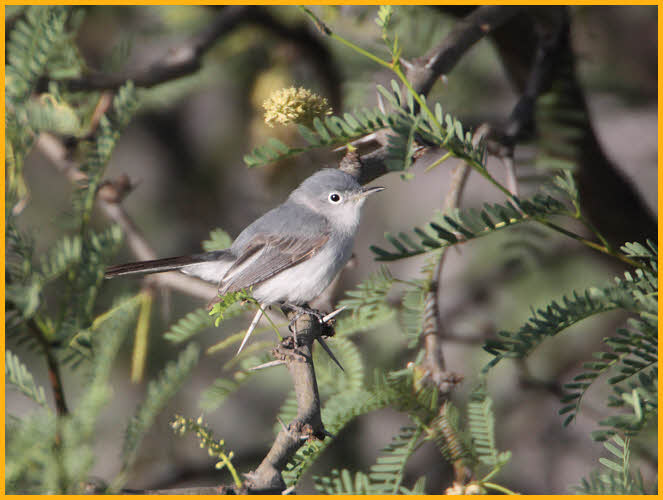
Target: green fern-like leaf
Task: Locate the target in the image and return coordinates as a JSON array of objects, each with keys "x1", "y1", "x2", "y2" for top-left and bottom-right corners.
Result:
[
  {"x1": 5, "y1": 220, "x2": 35, "y2": 282},
  {"x1": 245, "y1": 81, "x2": 487, "y2": 170},
  {"x1": 314, "y1": 469, "x2": 376, "y2": 494},
  {"x1": 429, "y1": 401, "x2": 472, "y2": 465},
  {"x1": 244, "y1": 109, "x2": 390, "y2": 167},
  {"x1": 199, "y1": 377, "x2": 241, "y2": 412},
  {"x1": 312, "y1": 424, "x2": 423, "y2": 494},
  {"x1": 121, "y1": 343, "x2": 200, "y2": 472},
  {"x1": 54, "y1": 292, "x2": 140, "y2": 493},
  {"x1": 384, "y1": 113, "x2": 420, "y2": 172},
  {"x1": 334, "y1": 303, "x2": 396, "y2": 337},
  {"x1": 38, "y1": 234, "x2": 83, "y2": 282},
  {"x1": 163, "y1": 307, "x2": 215, "y2": 343},
  {"x1": 75, "y1": 82, "x2": 138, "y2": 225},
  {"x1": 25, "y1": 94, "x2": 82, "y2": 136},
  {"x1": 208, "y1": 289, "x2": 255, "y2": 327},
  {"x1": 61, "y1": 225, "x2": 124, "y2": 347},
  {"x1": 338, "y1": 265, "x2": 394, "y2": 314},
  {"x1": 5, "y1": 411, "x2": 58, "y2": 493},
  {"x1": 560, "y1": 322, "x2": 657, "y2": 430},
  {"x1": 594, "y1": 374, "x2": 657, "y2": 441},
  {"x1": 483, "y1": 288, "x2": 622, "y2": 370},
  {"x1": 5, "y1": 350, "x2": 48, "y2": 408},
  {"x1": 573, "y1": 435, "x2": 649, "y2": 494},
  {"x1": 400, "y1": 282, "x2": 427, "y2": 347},
  {"x1": 6, "y1": 6, "x2": 70, "y2": 105},
  {"x1": 367, "y1": 426, "x2": 422, "y2": 493},
  {"x1": 371, "y1": 194, "x2": 570, "y2": 261},
  {"x1": 5, "y1": 233, "x2": 85, "y2": 321},
  {"x1": 467, "y1": 390, "x2": 501, "y2": 467}
]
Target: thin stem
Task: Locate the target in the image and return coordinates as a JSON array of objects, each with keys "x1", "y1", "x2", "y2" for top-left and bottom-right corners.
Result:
[
  {"x1": 218, "y1": 452, "x2": 242, "y2": 488},
  {"x1": 392, "y1": 64, "x2": 441, "y2": 129},
  {"x1": 578, "y1": 213, "x2": 612, "y2": 251},
  {"x1": 483, "y1": 481, "x2": 519, "y2": 495},
  {"x1": 29, "y1": 319, "x2": 68, "y2": 416},
  {"x1": 536, "y1": 219, "x2": 644, "y2": 269},
  {"x1": 424, "y1": 151, "x2": 453, "y2": 172},
  {"x1": 480, "y1": 463, "x2": 504, "y2": 483},
  {"x1": 393, "y1": 63, "x2": 517, "y2": 202},
  {"x1": 392, "y1": 277, "x2": 424, "y2": 288},
  {"x1": 330, "y1": 32, "x2": 392, "y2": 69}
]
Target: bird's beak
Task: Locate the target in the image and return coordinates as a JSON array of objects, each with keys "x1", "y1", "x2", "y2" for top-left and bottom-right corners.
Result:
[{"x1": 357, "y1": 185, "x2": 386, "y2": 198}]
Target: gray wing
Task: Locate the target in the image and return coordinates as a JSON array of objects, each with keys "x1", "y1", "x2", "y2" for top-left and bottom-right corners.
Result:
[{"x1": 219, "y1": 232, "x2": 330, "y2": 294}]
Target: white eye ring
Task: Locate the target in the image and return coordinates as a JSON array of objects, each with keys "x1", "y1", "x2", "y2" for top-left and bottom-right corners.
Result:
[{"x1": 328, "y1": 192, "x2": 342, "y2": 203}]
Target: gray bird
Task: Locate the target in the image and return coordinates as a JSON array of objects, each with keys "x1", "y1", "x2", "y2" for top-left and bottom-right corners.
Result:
[{"x1": 106, "y1": 168, "x2": 384, "y2": 354}]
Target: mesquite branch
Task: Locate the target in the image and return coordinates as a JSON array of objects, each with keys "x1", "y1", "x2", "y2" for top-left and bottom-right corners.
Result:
[
  {"x1": 36, "y1": 133, "x2": 218, "y2": 300},
  {"x1": 244, "y1": 311, "x2": 328, "y2": 493}
]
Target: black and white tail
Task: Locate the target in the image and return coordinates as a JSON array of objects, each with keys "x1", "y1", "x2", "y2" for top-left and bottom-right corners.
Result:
[{"x1": 105, "y1": 250, "x2": 233, "y2": 281}]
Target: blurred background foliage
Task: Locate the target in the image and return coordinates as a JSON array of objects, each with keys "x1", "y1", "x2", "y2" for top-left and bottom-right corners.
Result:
[{"x1": 5, "y1": 5, "x2": 657, "y2": 494}]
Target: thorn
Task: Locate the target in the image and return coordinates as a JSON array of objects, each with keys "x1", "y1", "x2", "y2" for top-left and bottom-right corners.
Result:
[
  {"x1": 331, "y1": 133, "x2": 379, "y2": 152},
  {"x1": 237, "y1": 306, "x2": 264, "y2": 355},
  {"x1": 321, "y1": 305, "x2": 347, "y2": 323},
  {"x1": 281, "y1": 485, "x2": 296, "y2": 495},
  {"x1": 316, "y1": 337, "x2": 344, "y2": 372},
  {"x1": 376, "y1": 90, "x2": 386, "y2": 113},
  {"x1": 276, "y1": 416, "x2": 288, "y2": 433},
  {"x1": 248, "y1": 360, "x2": 286, "y2": 372},
  {"x1": 292, "y1": 317, "x2": 299, "y2": 347},
  {"x1": 323, "y1": 429, "x2": 336, "y2": 439},
  {"x1": 399, "y1": 57, "x2": 414, "y2": 71}
]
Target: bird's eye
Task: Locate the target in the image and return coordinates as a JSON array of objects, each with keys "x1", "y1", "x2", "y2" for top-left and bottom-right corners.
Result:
[{"x1": 328, "y1": 192, "x2": 342, "y2": 203}]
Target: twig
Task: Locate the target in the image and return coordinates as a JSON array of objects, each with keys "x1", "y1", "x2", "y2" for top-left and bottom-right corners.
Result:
[
  {"x1": 50, "y1": 6, "x2": 342, "y2": 108},
  {"x1": 35, "y1": 133, "x2": 219, "y2": 300},
  {"x1": 419, "y1": 127, "x2": 486, "y2": 392},
  {"x1": 249, "y1": 359, "x2": 286, "y2": 372},
  {"x1": 28, "y1": 319, "x2": 68, "y2": 417},
  {"x1": 53, "y1": 6, "x2": 255, "y2": 91}
]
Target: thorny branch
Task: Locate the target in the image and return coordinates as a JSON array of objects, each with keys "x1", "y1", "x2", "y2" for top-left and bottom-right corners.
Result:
[
  {"x1": 417, "y1": 128, "x2": 483, "y2": 395},
  {"x1": 243, "y1": 311, "x2": 328, "y2": 493},
  {"x1": 35, "y1": 133, "x2": 218, "y2": 300},
  {"x1": 50, "y1": 6, "x2": 342, "y2": 109}
]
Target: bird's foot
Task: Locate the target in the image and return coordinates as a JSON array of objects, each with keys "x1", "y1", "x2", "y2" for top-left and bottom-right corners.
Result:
[
  {"x1": 282, "y1": 303, "x2": 346, "y2": 371},
  {"x1": 283, "y1": 304, "x2": 325, "y2": 332}
]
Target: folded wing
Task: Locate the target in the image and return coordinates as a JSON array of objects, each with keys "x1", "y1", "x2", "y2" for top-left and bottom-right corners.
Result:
[{"x1": 219, "y1": 232, "x2": 330, "y2": 294}]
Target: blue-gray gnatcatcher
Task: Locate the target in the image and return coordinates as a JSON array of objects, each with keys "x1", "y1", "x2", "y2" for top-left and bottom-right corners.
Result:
[{"x1": 106, "y1": 168, "x2": 384, "y2": 353}]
